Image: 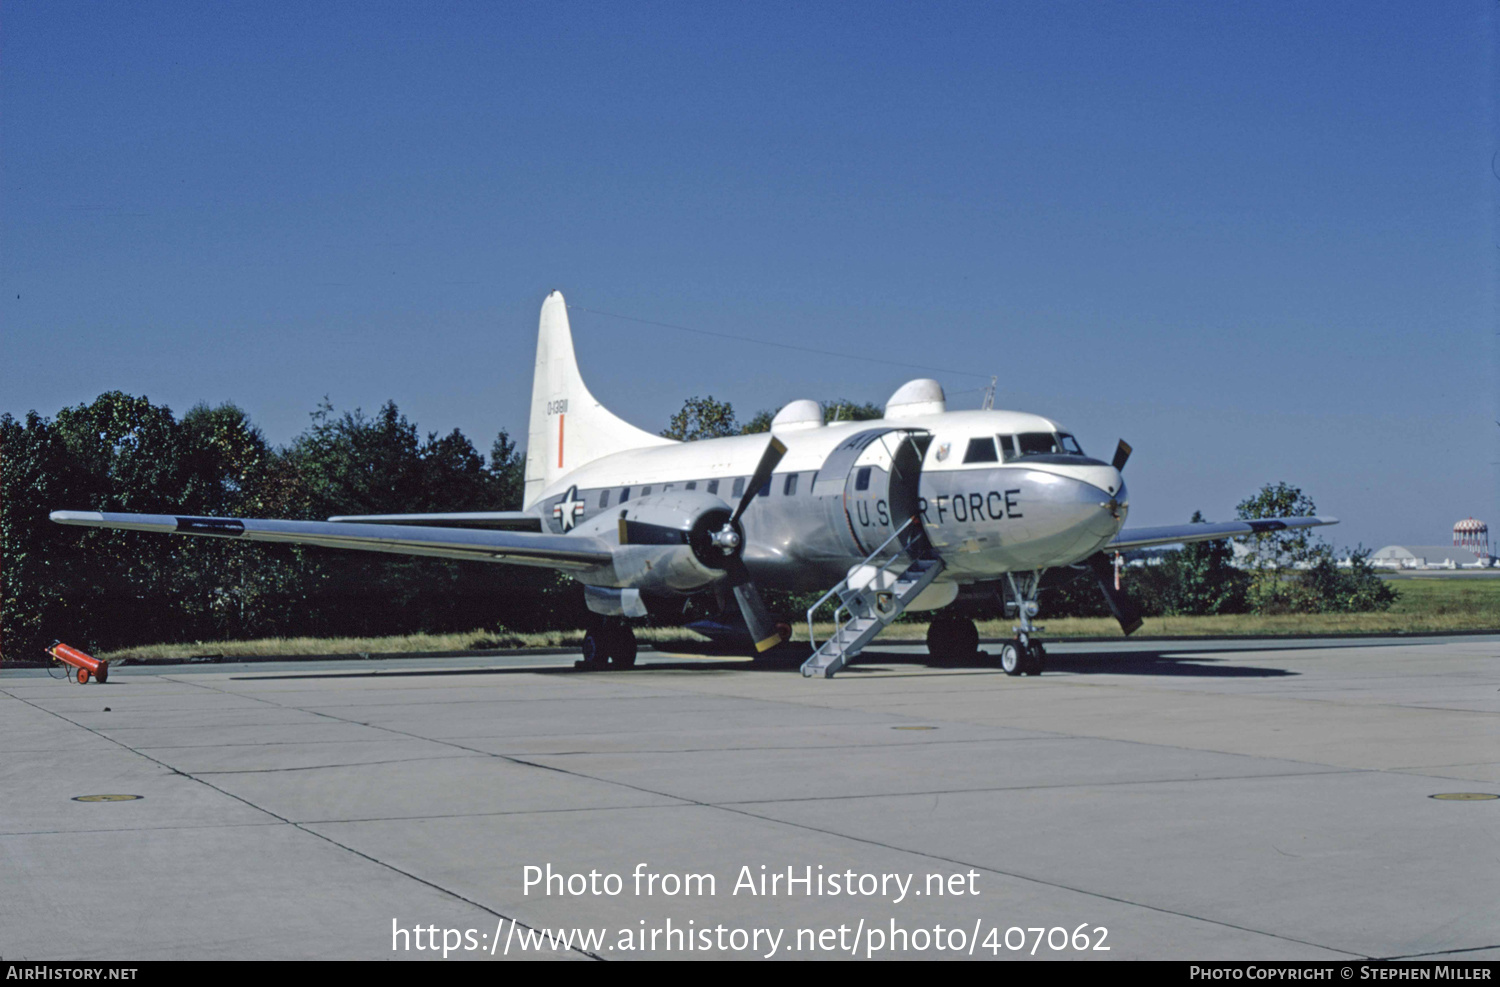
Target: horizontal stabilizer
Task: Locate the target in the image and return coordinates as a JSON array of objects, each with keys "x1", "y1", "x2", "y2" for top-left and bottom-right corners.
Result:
[
  {"x1": 50, "y1": 511, "x2": 609, "y2": 569},
  {"x1": 328, "y1": 511, "x2": 541, "y2": 531},
  {"x1": 1107, "y1": 515, "x2": 1338, "y2": 552}
]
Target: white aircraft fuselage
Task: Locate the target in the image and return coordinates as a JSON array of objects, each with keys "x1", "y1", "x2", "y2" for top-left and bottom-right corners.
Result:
[{"x1": 530, "y1": 408, "x2": 1126, "y2": 598}]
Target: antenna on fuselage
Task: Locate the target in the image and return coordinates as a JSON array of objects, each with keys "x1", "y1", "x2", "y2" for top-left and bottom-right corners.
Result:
[{"x1": 981, "y1": 376, "x2": 997, "y2": 410}]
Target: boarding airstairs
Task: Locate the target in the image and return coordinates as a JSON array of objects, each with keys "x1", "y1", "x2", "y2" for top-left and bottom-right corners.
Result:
[{"x1": 802, "y1": 518, "x2": 945, "y2": 678}]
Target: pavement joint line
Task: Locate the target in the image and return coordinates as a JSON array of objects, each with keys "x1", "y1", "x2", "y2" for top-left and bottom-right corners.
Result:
[
  {"x1": 0, "y1": 685, "x2": 605, "y2": 961},
  {"x1": 297, "y1": 802, "x2": 697, "y2": 826},
  {"x1": 0, "y1": 820, "x2": 289, "y2": 838},
  {"x1": 198, "y1": 680, "x2": 1369, "y2": 958},
  {"x1": 192, "y1": 753, "x2": 488, "y2": 775},
  {"x1": 1377, "y1": 943, "x2": 1500, "y2": 960},
  {"x1": 707, "y1": 767, "x2": 1369, "y2": 806}
]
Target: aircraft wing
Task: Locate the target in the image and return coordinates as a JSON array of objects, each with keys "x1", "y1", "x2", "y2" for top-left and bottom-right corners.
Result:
[
  {"x1": 1106, "y1": 516, "x2": 1339, "y2": 552},
  {"x1": 327, "y1": 511, "x2": 542, "y2": 531},
  {"x1": 49, "y1": 511, "x2": 610, "y2": 570}
]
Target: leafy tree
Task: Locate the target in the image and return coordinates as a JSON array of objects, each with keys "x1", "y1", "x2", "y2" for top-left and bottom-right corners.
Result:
[
  {"x1": 739, "y1": 399, "x2": 884, "y2": 435},
  {"x1": 1, "y1": 411, "x2": 81, "y2": 660},
  {"x1": 1235, "y1": 481, "x2": 1322, "y2": 613},
  {"x1": 822, "y1": 399, "x2": 883, "y2": 423},
  {"x1": 1154, "y1": 511, "x2": 1248, "y2": 615},
  {"x1": 661, "y1": 396, "x2": 738, "y2": 441},
  {"x1": 1297, "y1": 545, "x2": 1398, "y2": 613},
  {"x1": 487, "y1": 430, "x2": 525, "y2": 509},
  {"x1": 741, "y1": 409, "x2": 775, "y2": 434}
]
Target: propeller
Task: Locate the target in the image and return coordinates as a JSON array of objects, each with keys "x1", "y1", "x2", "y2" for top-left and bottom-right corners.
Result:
[
  {"x1": 1085, "y1": 551, "x2": 1143, "y2": 636},
  {"x1": 723, "y1": 436, "x2": 788, "y2": 651},
  {"x1": 732, "y1": 436, "x2": 787, "y2": 524},
  {"x1": 613, "y1": 434, "x2": 790, "y2": 652}
]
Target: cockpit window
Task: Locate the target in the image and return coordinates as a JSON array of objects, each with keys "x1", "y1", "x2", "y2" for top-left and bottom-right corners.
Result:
[
  {"x1": 963, "y1": 437, "x2": 999, "y2": 464},
  {"x1": 998, "y1": 435, "x2": 1016, "y2": 462},
  {"x1": 1016, "y1": 432, "x2": 1061, "y2": 457},
  {"x1": 1058, "y1": 433, "x2": 1084, "y2": 456}
]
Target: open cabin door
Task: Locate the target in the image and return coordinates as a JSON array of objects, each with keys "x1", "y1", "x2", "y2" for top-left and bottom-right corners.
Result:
[{"x1": 811, "y1": 428, "x2": 932, "y2": 559}]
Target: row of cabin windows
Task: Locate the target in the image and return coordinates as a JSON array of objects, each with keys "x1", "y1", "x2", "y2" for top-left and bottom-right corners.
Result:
[
  {"x1": 595, "y1": 472, "x2": 810, "y2": 509},
  {"x1": 961, "y1": 432, "x2": 1086, "y2": 465}
]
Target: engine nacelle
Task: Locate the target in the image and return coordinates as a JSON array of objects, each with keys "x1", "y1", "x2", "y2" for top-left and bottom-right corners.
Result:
[{"x1": 570, "y1": 490, "x2": 741, "y2": 596}]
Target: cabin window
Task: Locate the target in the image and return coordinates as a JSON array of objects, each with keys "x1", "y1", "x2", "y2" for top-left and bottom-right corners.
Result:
[
  {"x1": 598, "y1": 490, "x2": 610, "y2": 508},
  {"x1": 685, "y1": 481, "x2": 696, "y2": 490},
  {"x1": 1017, "y1": 432, "x2": 1061, "y2": 457},
  {"x1": 998, "y1": 435, "x2": 1017, "y2": 462},
  {"x1": 963, "y1": 437, "x2": 999, "y2": 464},
  {"x1": 1058, "y1": 433, "x2": 1084, "y2": 455},
  {"x1": 783, "y1": 473, "x2": 798, "y2": 496},
  {"x1": 855, "y1": 467, "x2": 871, "y2": 491},
  {"x1": 641, "y1": 486, "x2": 652, "y2": 496},
  {"x1": 663, "y1": 484, "x2": 673, "y2": 492},
  {"x1": 707, "y1": 479, "x2": 719, "y2": 495},
  {"x1": 731, "y1": 477, "x2": 745, "y2": 498},
  {"x1": 620, "y1": 487, "x2": 631, "y2": 502}
]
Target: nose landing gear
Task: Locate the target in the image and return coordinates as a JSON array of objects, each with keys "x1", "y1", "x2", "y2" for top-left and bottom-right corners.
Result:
[{"x1": 1000, "y1": 571, "x2": 1047, "y2": 676}]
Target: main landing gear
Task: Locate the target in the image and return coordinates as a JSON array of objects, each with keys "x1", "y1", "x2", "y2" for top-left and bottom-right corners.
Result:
[
  {"x1": 999, "y1": 571, "x2": 1046, "y2": 676},
  {"x1": 580, "y1": 617, "x2": 637, "y2": 669},
  {"x1": 925, "y1": 613, "x2": 980, "y2": 660}
]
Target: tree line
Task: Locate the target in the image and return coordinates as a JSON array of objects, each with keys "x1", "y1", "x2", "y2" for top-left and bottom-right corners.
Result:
[
  {"x1": 1, "y1": 392, "x2": 574, "y2": 661},
  {"x1": 1, "y1": 392, "x2": 1392, "y2": 660}
]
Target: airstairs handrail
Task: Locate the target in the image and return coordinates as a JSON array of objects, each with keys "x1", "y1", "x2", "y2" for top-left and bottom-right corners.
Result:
[{"x1": 806, "y1": 515, "x2": 917, "y2": 653}]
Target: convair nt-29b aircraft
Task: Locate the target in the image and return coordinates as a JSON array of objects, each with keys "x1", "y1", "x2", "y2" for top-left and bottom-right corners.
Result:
[{"x1": 53, "y1": 291, "x2": 1336, "y2": 678}]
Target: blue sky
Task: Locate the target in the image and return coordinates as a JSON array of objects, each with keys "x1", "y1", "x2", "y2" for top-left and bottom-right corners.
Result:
[{"x1": 4, "y1": 0, "x2": 1495, "y2": 550}]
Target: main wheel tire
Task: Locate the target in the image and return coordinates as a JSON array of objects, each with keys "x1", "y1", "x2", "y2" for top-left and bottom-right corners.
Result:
[
  {"x1": 580, "y1": 629, "x2": 610, "y2": 667},
  {"x1": 926, "y1": 620, "x2": 954, "y2": 658},
  {"x1": 1000, "y1": 640, "x2": 1024, "y2": 676},
  {"x1": 951, "y1": 618, "x2": 979, "y2": 656},
  {"x1": 1023, "y1": 640, "x2": 1046, "y2": 676},
  {"x1": 609, "y1": 626, "x2": 637, "y2": 668}
]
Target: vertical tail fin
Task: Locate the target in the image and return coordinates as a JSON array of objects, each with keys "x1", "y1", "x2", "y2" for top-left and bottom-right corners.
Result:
[{"x1": 523, "y1": 291, "x2": 675, "y2": 509}]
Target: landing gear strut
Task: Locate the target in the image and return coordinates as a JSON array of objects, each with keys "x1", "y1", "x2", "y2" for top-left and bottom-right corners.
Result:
[
  {"x1": 999, "y1": 571, "x2": 1046, "y2": 676},
  {"x1": 925, "y1": 613, "x2": 979, "y2": 660},
  {"x1": 580, "y1": 617, "x2": 637, "y2": 669}
]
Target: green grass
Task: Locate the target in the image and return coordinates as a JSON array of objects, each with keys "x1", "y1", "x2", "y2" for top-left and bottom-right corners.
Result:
[{"x1": 99, "y1": 575, "x2": 1500, "y2": 660}]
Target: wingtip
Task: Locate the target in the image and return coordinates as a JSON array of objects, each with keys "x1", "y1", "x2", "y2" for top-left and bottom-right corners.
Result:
[{"x1": 50, "y1": 510, "x2": 102, "y2": 525}]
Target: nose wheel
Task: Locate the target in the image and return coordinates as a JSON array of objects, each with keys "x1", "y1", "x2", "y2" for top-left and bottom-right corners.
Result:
[
  {"x1": 999, "y1": 638, "x2": 1046, "y2": 676},
  {"x1": 999, "y1": 571, "x2": 1047, "y2": 676}
]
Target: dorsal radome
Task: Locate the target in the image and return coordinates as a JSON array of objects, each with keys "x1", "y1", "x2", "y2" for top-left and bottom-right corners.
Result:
[
  {"x1": 770, "y1": 399, "x2": 825, "y2": 431},
  {"x1": 885, "y1": 379, "x2": 946, "y2": 419}
]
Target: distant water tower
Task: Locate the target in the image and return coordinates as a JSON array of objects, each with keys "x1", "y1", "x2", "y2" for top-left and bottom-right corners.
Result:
[{"x1": 1453, "y1": 518, "x2": 1489, "y2": 557}]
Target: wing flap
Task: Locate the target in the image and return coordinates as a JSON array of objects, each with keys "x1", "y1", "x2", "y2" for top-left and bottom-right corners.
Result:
[
  {"x1": 50, "y1": 511, "x2": 610, "y2": 570},
  {"x1": 327, "y1": 511, "x2": 542, "y2": 531},
  {"x1": 1107, "y1": 515, "x2": 1338, "y2": 552}
]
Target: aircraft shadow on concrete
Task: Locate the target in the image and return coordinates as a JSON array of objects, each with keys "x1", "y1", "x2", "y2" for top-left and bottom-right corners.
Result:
[{"x1": 236, "y1": 642, "x2": 1297, "y2": 680}]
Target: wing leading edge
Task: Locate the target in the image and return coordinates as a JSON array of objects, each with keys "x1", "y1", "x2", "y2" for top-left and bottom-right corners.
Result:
[
  {"x1": 49, "y1": 511, "x2": 610, "y2": 570},
  {"x1": 1107, "y1": 515, "x2": 1338, "y2": 553}
]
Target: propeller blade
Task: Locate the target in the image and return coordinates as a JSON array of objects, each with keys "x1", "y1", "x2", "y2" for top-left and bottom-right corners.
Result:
[
  {"x1": 1085, "y1": 552, "x2": 1143, "y2": 636},
  {"x1": 1111, "y1": 439, "x2": 1133, "y2": 472},
  {"x1": 731, "y1": 435, "x2": 788, "y2": 524},
  {"x1": 724, "y1": 557, "x2": 786, "y2": 652}
]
